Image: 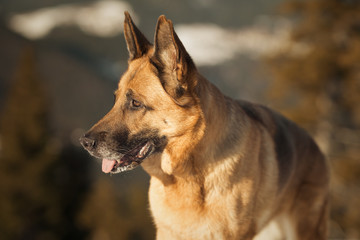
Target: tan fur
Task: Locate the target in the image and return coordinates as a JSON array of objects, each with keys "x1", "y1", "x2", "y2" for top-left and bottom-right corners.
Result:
[{"x1": 81, "y1": 12, "x2": 329, "y2": 240}]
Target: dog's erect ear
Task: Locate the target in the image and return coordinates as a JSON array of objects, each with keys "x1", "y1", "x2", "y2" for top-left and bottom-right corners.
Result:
[
  {"x1": 124, "y1": 11, "x2": 151, "y2": 61},
  {"x1": 153, "y1": 15, "x2": 197, "y2": 102}
]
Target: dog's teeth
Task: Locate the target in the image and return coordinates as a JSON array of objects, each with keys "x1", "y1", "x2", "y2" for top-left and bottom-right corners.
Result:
[
  {"x1": 141, "y1": 145, "x2": 147, "y2": 155},
  {"x1": 138, "y1": 142, "x2": 150, "y2": 158}
]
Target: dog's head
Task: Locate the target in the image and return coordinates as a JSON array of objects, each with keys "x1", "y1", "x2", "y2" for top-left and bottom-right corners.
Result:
[{"x1": 80, "y1": 12, "x2": 205, "y2": 175}]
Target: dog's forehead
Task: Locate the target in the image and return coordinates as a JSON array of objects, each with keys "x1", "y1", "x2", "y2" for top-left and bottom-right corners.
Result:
[{"x1": 117, "y1": 57, "x2": 165, "y2": 97}]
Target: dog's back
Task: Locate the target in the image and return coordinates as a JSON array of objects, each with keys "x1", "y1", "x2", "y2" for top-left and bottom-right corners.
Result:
[{"x1": 237, "y1": 100, "x2": 329, "y2": 239}]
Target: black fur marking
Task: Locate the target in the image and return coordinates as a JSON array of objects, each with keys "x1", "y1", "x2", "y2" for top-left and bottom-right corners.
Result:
[
  {"x1": 112, "y1": 127, "x2": 131, "y2": 153},
  {"x1": 239, "y1": 101, "x2": 265, "y2": 125},
  {"x1": 272, "y1": 116, "x2": 295, "y2": 188},
  {"x1": 149, "y1": 58, "x2": 162, "y2": 74},
  {"x1": 128, "y1": 129, "x2": 168, "y2": 153},
  {"x1": 175, "y1": 86, "x2": 185, "y2": 98},
  {"x1": 110, "y1": 128, "x2": 167, "y2": 156}
]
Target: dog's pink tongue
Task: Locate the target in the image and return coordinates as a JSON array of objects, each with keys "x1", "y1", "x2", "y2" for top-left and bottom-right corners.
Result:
[{"x1": 102, "y1": 159, "x2": 116, "y2": 173}]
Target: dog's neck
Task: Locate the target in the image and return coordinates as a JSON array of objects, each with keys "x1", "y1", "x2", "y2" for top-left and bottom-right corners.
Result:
[
  {"x1": 143, "y1": 75, "x2": 240, "y2": 186},
  {"x1": 143, "y1": 76, "x2": 245, "y2": 211},
  {"x1": 198, "y1": 75, "x2": 230, "y2": 142}
]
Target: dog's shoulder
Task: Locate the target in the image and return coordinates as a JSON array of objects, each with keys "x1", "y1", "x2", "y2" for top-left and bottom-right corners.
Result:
[{"x1": 236, "y1": 100, "x2": 321, "y2": 186}]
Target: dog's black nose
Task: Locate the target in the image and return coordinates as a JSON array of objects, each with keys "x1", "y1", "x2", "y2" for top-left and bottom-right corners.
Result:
[{"x1": 79, "y1": 135, "x2": 96, "y2": 150}]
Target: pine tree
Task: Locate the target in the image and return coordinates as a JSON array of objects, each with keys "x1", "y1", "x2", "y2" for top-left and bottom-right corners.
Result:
[
  {"x1": 0, "y1": 46, "x2": 59, "y2": 239},
  {"x1": 77, "y1": 177, "x2": 129, "y2": 240},
  {"x1": 266, "y1": 0, "x2": 360, "y2": 238},
  {"x1": 77, "y1": 176, "x2": 155, "y2": 240}
]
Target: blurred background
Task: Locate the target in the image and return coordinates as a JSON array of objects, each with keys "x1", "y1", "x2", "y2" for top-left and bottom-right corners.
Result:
[{"x1": 0, "y1": 0, "x2": 359, "y2": 239}]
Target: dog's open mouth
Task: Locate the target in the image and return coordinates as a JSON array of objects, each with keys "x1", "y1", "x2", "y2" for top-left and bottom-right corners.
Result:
[{"x1": 102, "y1": 141, "x2": 154, "y2": 174}]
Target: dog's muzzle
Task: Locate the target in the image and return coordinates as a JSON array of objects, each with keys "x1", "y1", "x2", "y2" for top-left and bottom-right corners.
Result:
[{"x1": 79, "y1": 134, "x2": 155, "y2": 174}]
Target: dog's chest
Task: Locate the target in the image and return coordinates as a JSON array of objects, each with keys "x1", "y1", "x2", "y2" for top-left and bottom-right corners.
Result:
[{"x1": 148, "y1": 177, "x2": 239, "y2": 239}]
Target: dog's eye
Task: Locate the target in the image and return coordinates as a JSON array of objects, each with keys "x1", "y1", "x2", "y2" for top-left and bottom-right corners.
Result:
[{"x1": 131, "y1": 99, "x2": 142, "y2": 108}]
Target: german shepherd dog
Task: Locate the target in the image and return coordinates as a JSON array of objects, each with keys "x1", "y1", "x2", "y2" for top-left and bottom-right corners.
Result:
[{"x1": 80, "y1": 12, "x2": 329, "y2": 240}]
